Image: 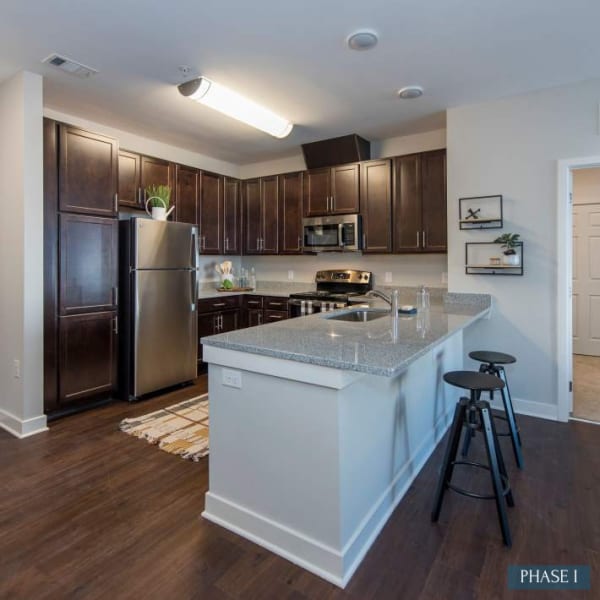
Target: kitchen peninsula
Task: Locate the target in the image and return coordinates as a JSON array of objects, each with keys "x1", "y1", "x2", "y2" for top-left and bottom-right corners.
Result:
[{"x1": 201, "y1": 293, "x2": 491, "y2": 587}]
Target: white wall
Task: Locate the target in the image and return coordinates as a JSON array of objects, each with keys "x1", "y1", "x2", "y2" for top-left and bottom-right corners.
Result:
[
  {"x1": 244, "y1": 254, "x2": 447, "y2": 288},
  {"x1": 447, "y1": 77, "x2": 600, "y2": 418},
  {"x1": 240, "y1": 129, "x2": 448, "y2": 287},
  {"x1": 0, "y1": 71, "x2": 46, "y2": 437},
  {"x1": 573, "y1": 167, "x2": 600, "y2": 205}
]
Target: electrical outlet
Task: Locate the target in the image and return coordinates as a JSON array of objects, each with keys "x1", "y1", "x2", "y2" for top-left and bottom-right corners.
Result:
[
  {"x1": 288, "y1": 270, "x2": 294, "y2": 280},
  {"x1": 441, "y1": 272, "x2": 448, "y2": 284},
  {"x1": 384, "y1": 271, "x2": 392, "y2": 283},
  {"x1": 222, "y1": 368, "x2": 242, "y2": 389},
  {"x1": 13, "y1": 359, "x2": 20, "y2": 379}
]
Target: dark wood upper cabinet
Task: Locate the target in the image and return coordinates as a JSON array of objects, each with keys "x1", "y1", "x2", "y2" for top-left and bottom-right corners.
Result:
[
  {"x1": 331, "y1": 163, "x2": 360, "y2": 214},
  {"x1": 392, "y1": 150, "x2": 447, "y2": 253},
  {"x1": 58, "y1": 125, "x2": 118, "y2": 217},
  {"x1": 58, "y1": 311, "x2": 117, "y2": 405},
  {"x1": 199, "y1": 171, "x2": 223, "y2": 254},
  {"x1": 393, "y1": 154, "x2": 421, "y2": 253},
  {"x1": 118, "y1": 150, "x2": 142, "y2": 209},
  {"x1": 243, "y1": 177, "x2": 278, "y2": 254},
  {"x1": 278, "y1": 172, "x2": 304, "y2": 254},
  {"x1": 140, "y1": 156, "x2": 173, "y2": 216},
  {"x1": 420, "y1": 150, "x2": 447, "y2": 252},
  {"x1": 59, "y1": 214, "x2": 118, "y2": 315},
  {"x1": 303, "y1": 164, "x2": 359, "y2": 217},
  {"x1": 303, "y1": 168, "x2": 330, "y2": 217},
  {"x1": 223, "y1": 177, "x2": 240, "y2": 255},
  {"x1": 361, "y1": 160, "x2": 392, "y2": 253},
  {"x1": 261, "y1": 175, "x2": 279, "y2": 254},
  {"x1": 175, "y1": 164, "x2": 199, "y2": 225},
  {"x1": 243, "y1": 179, "x2": 261, "y2": 255}
]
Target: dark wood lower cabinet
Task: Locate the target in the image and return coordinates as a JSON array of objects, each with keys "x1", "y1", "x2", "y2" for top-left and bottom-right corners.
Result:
[
  {"x1": 197, "y1": 308, "x2": 240, "y2": 369},
  {"x1": 247, "y1": 308, "x2": 263, "y2": 327},
  {"x1": 58, "y1": 312, "x2": 117, "y2": 405}
]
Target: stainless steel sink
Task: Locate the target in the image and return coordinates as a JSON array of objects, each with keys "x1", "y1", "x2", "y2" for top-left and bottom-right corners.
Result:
[{"x1": 326, "y1": 309, "x2": 389, "y2": 322}]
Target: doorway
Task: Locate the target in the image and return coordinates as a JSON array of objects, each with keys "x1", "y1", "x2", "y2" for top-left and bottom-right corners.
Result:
[
  {"x1": 571, "y1": 168, "x2": 600, "y2": 422},
  {"x1": 557, "y1": 157, "x2": 600, "y2": 424}
]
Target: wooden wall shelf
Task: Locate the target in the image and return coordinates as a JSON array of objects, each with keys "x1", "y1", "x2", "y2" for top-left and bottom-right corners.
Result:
[
  {"x1": 459, "y1": 195, "x2": 503, "y2": 230},
  {"x1": 465, "y1": 241, "x2": 524, "y2": 275}
]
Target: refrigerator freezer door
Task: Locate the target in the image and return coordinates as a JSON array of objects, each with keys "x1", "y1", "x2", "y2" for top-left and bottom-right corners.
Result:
[
  {"x1": 133, "y1": 219, "x2": 197, "y2": 270},
  {"x1": 133, "y1": 269, "x2": 197, "y2": 397}
]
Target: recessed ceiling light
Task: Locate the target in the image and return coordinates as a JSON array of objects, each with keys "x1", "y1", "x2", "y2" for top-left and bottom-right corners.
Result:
[
  {"x1": 347, "y1": 30, "x2": 379, "y2": 51},
  {"x1": 397, "y1": 86, "x2": 424, "y2": 99}
]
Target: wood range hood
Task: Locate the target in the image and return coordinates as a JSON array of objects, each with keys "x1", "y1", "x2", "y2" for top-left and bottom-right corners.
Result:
[{"x1": 301, "y1": 134, "x2": 371, "y2": 169}]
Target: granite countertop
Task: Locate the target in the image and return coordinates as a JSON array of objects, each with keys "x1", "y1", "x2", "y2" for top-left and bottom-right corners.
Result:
[{"x1": 201, "y1": 293, "x2": 492, "y2": 377}]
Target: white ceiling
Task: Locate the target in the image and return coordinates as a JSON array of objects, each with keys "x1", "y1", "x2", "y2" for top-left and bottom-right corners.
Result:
[{"x1": 2, "y1": 0, "x2": 600, "y2": 164}]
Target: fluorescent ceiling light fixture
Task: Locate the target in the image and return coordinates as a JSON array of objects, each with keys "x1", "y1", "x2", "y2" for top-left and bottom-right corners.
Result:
[{"x1": 178, "y1": 77, "x2": 293, "y2": 139}]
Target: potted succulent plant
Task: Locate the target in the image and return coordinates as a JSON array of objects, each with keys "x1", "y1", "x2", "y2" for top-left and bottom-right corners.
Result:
[
  {"x1": 144, "y1": 184, "x2": 174, "y2": 221},
  {"x1": 494, "y1": 233, "x2": 521, "y2": 266}
]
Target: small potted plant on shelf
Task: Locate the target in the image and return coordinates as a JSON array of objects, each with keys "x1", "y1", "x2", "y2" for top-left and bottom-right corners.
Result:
[
  {"x1": 494, "y1": 233, "x2": 521, "y2": 266},
  {"x1": 144, "y1": 184, "x2": 174, "y2": 221}
]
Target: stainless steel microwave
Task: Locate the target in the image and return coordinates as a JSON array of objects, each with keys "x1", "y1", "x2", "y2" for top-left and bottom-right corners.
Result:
[{"x1": 302, "y1": 215, "x2": 362, "y2": 252}]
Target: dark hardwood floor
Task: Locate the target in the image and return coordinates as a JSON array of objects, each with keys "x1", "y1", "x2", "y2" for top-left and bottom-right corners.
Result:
[{"x1": 1, "y1": 377, "x2": 598, "y2": 599}]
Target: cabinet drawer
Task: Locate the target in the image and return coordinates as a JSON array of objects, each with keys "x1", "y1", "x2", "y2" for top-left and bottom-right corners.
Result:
[
  {"x1": 263, "y1": 296, "x2": 289, "y2": 310},
  {"x1": 197, "y1": 295, "x2": 240, "y2": 313},
  {"x1": 244, "y1": 295, "x2": 264, "y2": 309},
  {"x1": 264, "y1": 309, "x2": 288, "y2": 322}
]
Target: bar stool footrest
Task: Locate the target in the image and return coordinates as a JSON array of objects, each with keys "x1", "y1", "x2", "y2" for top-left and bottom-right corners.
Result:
[{"x1": 445, "y1": 460, "x2": 511, "y2": 500}]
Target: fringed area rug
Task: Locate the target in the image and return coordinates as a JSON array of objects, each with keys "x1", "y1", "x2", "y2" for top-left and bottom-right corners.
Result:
[{"x1": 119, "y1": 394, "x2": 209, "y2": 461}]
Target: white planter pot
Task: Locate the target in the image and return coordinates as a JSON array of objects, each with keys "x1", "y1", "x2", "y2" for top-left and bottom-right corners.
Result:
[
  {"x1": 503, "y1": 253, "x2": 520, "y2": 266},
  {"x1": 151, "y1": 206, "x2": 167, "y2": 221}
]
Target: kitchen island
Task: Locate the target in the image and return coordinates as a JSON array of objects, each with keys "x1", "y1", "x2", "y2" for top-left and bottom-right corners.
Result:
[{"x1": 201, "y1": 293, "x2": 491, "y2": 587}]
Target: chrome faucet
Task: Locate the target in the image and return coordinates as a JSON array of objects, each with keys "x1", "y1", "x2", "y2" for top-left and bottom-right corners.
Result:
[{"x1": 366, "y1": 289, "x2": 399, "y2": 314}]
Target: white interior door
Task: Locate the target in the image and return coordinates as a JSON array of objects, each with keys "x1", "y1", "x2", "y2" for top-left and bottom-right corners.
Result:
[{"x1": 573, "y1": 203, "x2": 600, "y2": 356}]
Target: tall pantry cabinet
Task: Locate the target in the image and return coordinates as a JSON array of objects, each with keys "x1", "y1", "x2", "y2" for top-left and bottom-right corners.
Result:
[{"x1": 44, "y1": 119, "x2": 119, "y2": 415}]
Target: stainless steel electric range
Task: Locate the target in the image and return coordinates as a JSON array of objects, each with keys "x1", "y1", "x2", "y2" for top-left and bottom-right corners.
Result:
[{"x1": 288, "y1": 269, "x2": 373, "y2": 317}]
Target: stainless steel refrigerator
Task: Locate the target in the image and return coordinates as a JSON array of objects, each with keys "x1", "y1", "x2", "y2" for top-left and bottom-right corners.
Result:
[{"x1": 119, "y1": 218, "x2": 198, "y2": 400}]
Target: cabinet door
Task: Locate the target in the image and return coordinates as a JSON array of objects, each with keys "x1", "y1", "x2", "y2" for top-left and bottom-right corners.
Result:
[
  {"x1": 243, "y1": 179, "x2": 262, "y2": 254},
  {"x1": 247, "y1": 308, "x2": 263, "y2": 327},
  {"x1": 393, "y1": 154, "x2": 422, "y2": 253},
  {"x1": 197, "y1": 312, "x2": 217, "y2": 363},
  {"x1": 303, "y1": 168, "x2": 330, "y2": 217},
  {"x1": 421, "y1": 150, "x2": 447, "y2": 252},
  {"x1": 264, "y1": 310, "x2": 288, "y2": 323},
  {"x1": 331, "y1": 163, "x2": 360, "y2": 214},
  {"x1": 58, "y1": 311, "x2": 117, "y2": 404},
  {"x1": 361, "y1": 160, "x2": 392, "y2": 253},
  {"x1": 141, "y1": 156, "x2": 173, "y2": 215},
  {"x1": 279, "y1": 172, "x2": 303, "y2": 254},
  {"x1": 59, "y1": 125, "x2": 118, "y2": 216},
  {"x1": 223, "y1": 177, "x2": 240, "y2": 255},
  {"x1": 199, "y1": 171, "x2": 224, "y2": 254},
  {"x1": 261, "y1": 175, "x2": 279, "y2": 254},
  {"x1": 220, "y1": 309, "x2": 239, "y2": 333},
  {"x1": 59, "y1": 214, "x2": 118, "y2": 315},
  {"x1": 118, "y1": 150, "x2": 142, "y2": 209},
  {"x1": 175, "y1": 165, "x2": 199, "y2": 225}
]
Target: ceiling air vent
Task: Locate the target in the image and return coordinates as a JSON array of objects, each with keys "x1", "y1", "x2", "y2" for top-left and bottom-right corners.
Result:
[{"x1": 42, "y1": 54, "x2": 98, "y2": 78}]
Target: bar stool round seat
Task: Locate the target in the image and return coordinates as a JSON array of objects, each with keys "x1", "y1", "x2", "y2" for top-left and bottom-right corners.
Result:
[
  {"x1": 469, "y1": 350, "x2": 516, "y2": 365},
  {"x1": 443, "y1": 370, "x2": 505, "y2": 391}
]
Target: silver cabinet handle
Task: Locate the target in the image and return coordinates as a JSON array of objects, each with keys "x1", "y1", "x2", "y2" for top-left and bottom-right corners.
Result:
[
  {"x1": 362, "y1": 233, "x2": 366, "y2": 249},
  {"x1": 269, "y1": 315, "x2": 284, "y2": 320},
  {"x1": 256, "y1": 237, "x2": 260, "y2": 251},
  {"x1": 422, "y1": 230, "x2": 426, "y2": 248},
  {"x1": 258, "y1": 312, "x2": 262, "y2": 324},
  {"x1": 138, "y1": 187, "x2": 142, "y2": 206},
  {"x1": 220, "y1": 314, "x2": 224, "y2": 329},
  {"x1": 112, "y1": 286, "x2": 119, "y2": 306},
  {"x1": 225, "y1": 238, "x2": 229, "y2": 251},
  {"x1": 214, "y1": 315, "x2": 219, "y2": 332},
  {"x1": 113, "y1": 316, "x2": 119, "y2": 335},
  {"x1": 417, "y1": 231, "x2": 420, "y2": 247},
  {"x1": 268, "y1": 302, "x2": 284, "y2": 307},
  {"x1": 114, "y1": 192, "x2": 118, "y2": 212},
  {"x1": 212, "y1": 302, "x2": 226, "y2": 308}
]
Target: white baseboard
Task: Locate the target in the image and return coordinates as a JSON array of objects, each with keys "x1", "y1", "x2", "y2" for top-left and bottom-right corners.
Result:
[
  {"x1": 0, "y1": 409, "x2": 48, "y2": 438},
  {"x1": 203, "y1": 408, "x2": 454, "y2": 588},
  {"x1": 490, "y1": 396, "x2": 559, "y2": 421}
]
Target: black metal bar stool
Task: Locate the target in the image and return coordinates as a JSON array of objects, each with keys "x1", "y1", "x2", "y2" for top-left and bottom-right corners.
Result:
[
  {"x1": 464, "y1": 351, "x2": 523, "y2": 469},
  {"x1": 431, "y1": 371, "x2": 514, "y2": 546}
]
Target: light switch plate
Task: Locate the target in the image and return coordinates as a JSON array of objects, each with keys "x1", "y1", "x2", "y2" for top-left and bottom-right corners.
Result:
[
  {"x1": 222, "y1": 368, "x2": 242, "y2": 389},
  {"x1": 288, "y1": 270, "x2": 294, "y2": 280}
]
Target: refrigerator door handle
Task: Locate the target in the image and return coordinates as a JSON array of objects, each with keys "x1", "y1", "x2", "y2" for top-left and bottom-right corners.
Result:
[
  {"x1": 191, "y1": 229, "x2": 198, "y2": 268},
  {"x1": 190, "y1": 270, "x2": 197, "y2": 311}
]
